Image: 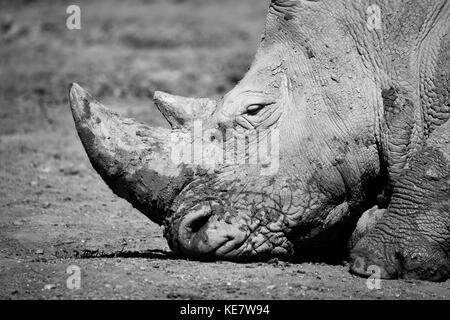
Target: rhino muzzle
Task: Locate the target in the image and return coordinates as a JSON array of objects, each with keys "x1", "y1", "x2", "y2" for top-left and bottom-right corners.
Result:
[{"x1": 169, "y1": 201, "x2": 249, "y2": 260}]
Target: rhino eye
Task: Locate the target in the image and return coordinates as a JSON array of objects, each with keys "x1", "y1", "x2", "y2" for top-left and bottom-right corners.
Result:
[{"x1": 245, "y1": 104, "x2": 265, "y2": 116}]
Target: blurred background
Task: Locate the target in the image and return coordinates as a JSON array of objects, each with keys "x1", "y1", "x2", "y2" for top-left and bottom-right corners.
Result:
[{"x1": 0, "y1": 0, "x2": 267, "y2": 134}]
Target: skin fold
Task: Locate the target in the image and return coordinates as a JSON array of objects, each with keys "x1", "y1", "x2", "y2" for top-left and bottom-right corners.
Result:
[{"x1": 69, "y1": 0, "x2": 450, "y2": 281}]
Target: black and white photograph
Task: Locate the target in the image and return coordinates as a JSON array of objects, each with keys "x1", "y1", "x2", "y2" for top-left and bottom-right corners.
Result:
[{"x1": 0, "y1": 0, "x2": 449, "y2": 303}]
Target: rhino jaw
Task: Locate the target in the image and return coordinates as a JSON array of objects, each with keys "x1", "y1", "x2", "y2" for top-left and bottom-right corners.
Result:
[{"x1": 68, "y1": 83, "x2": 196, "y2": 225}]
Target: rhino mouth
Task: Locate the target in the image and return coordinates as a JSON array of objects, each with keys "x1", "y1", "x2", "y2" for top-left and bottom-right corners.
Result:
[{"x1": 169, "y1": 202, "x2": 294, "y2": 262}]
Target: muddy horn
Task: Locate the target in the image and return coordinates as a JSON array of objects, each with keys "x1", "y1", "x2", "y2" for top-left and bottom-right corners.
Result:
[
  {"x1": 154, "y1": 91, "x2": 216, "y2": 129},
  {"x1": 68, "y1": 83, "x2": 197, "y2": 225}
]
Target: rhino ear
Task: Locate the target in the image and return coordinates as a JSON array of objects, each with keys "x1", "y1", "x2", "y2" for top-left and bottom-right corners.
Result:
[{"x1": 154, "y1": 91, "x2": 216, "y2": 129}]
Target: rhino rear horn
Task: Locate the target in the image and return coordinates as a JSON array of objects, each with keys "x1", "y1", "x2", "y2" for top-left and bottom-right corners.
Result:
[
  {"x1": 153, "y1": 91, "x2": 216, "y2": 129},
  {"x1": 69, "y1": 83, "x2": 194, "y2": 225}
]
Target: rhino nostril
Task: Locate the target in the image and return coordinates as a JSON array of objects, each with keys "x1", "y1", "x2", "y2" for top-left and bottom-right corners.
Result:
[
  {"x1": 180, "y1": 206, "x2": 214, "y2": 237},
  {"x1": 187, "y1": 213, "x2": 211, "y2": 233}
]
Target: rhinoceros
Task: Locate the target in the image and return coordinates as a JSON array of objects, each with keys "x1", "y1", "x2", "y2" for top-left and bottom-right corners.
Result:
[{"x1": 69, "y1": 0, "x2": 450, "y2": 282}]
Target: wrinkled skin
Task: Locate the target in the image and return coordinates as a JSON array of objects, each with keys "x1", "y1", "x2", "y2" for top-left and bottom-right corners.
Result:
[{"x1": 69, "y1": 0, "x2": 450, "y2": 281}]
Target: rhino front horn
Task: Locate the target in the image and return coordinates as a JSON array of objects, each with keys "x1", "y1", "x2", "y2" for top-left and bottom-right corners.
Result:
[
  {"x1": 68, "y1": 83, "x2": 195, "y2": 225},
  {"x1": 154, "y1": 91, "x2": 216, "y2": 129}
]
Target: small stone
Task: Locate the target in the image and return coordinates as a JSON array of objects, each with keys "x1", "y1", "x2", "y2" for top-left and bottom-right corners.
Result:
[
  {"x1": 13, "y1": 220, "x2": 23, "y2": 226},
  {"x1": 60, "y1": 167, "x2": 80, "y2": 176},
  {"x1": 41, "y1": 166, "x2": 52, "y2": 173},
  {"x1": 43, "y1": 284, "x2": 55, "y2": 290},
  {"x1": 35, "y1": 249, "x2": 44, "y2": 255},
  {"x1": 267, "y1": 285, "x2": 276, "y2": 290}
]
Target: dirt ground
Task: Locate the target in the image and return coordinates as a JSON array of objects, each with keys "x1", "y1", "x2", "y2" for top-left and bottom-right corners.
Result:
[{"x1": 1, "y1": 0, "x2": 449, "y2": 300}]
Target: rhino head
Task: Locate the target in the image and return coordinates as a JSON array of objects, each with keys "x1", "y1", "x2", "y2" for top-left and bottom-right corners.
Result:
[{"x1": 70, "y1": 0, "x2": 450, "y2": 279}]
